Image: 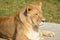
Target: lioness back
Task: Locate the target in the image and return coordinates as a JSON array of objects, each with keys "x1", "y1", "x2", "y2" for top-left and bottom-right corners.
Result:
[{"x1": 0, "y1": 16, "x2": 15, "y2": 39}]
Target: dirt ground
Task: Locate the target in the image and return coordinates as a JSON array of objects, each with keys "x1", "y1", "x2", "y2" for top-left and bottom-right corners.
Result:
[
  {"x1": 0, "y1": 22, "x2": 60, "y2": 40},
  {"x1": 39, "y1": 22, "x2": 60, "y2": 40}
]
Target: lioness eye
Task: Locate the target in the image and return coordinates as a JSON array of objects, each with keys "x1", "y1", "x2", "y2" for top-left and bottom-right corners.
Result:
[{"x1": 28, "y1": 8, "x2": 31, "y2": 11}]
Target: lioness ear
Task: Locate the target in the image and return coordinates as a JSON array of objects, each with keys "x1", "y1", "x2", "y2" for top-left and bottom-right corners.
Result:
[
  {"x1": 24, "y1": 7, "x2": 32, "y2": 16},
  {"x1": 36, "y1": 2, "x2": 42, "y2": 8},
  {"x1": 24, "y1": 8, "x2": 27, "y2": 16}
]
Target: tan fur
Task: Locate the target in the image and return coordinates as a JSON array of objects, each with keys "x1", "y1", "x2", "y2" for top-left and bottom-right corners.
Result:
[{"x1": 0, "y1": 2, "x2": 54, "y2": 40}]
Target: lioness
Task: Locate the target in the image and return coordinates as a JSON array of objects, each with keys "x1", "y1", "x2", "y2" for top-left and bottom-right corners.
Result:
[{"x1": 0, "y1": 2, "x2": 54, "y2": 40}]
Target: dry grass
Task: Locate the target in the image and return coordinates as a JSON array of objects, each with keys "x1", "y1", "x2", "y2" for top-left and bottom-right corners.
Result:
[{"x1": 0, "y1": 0, "x2": 60, "y2": 23}]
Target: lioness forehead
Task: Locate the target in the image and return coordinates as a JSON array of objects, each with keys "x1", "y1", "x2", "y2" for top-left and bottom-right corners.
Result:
[
  {"x1": 28, "y1": 2, "x2": 42, "y2": 8},
  {"x1": 26, "y1": 2, "x2": 42, "y2": 12}
]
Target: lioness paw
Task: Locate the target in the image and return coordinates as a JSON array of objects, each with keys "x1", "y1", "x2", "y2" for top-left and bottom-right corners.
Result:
[
  {"x1": 48, "y1": 32, "x2": 55, "y2": 37},
  {"x1": 43, "y1": 31, "x2": 55, "y2": 37}
]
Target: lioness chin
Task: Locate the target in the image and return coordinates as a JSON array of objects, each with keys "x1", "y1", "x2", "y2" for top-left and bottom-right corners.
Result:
[{"x1": 0, "y1": 2, "x2": 54, "y2": 40}]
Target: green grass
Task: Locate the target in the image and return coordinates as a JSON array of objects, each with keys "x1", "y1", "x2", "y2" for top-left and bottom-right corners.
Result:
[{"x1": 0, "y1": 0, "x2": 60, "y2": 23}]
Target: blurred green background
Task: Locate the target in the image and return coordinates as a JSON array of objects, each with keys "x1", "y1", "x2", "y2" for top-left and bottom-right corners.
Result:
[{"x1": 0, "y1": 0, "x2": 60, "y2": 23}]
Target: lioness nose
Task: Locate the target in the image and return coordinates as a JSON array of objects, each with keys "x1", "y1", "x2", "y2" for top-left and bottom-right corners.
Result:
[{"x1": 42, "y1": 19, "x2": 45, "y2": 22}]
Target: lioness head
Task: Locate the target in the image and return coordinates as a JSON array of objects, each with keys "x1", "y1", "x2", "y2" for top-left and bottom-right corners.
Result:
[
  {"x1": 20, "y1": 2, "x2": 44, "y2": 25},
  {"x1": 27, "y1": 2, "x2": 45, "y2": 26},
  {"x1": 19, "y1": 2, "x2": 45, "y2": 26}
]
